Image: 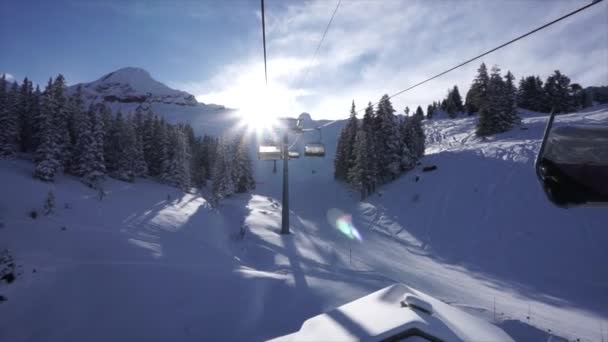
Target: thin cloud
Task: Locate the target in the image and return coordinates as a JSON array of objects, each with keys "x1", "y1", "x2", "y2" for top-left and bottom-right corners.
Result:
[{"x1": 188, "y1": 0, "x2": 607, "y2": 119}]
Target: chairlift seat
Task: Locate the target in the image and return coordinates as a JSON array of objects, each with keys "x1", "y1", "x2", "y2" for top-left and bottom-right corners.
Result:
[
  {"x1": 304, "y1": 143, "x2": 326, "y2": 157},
  {"x1": 258, "y1": 145, "x2": 282, "y2": 160},
  {"x1": 537, "y1": 123, "x2": 608, "y2": 207}
]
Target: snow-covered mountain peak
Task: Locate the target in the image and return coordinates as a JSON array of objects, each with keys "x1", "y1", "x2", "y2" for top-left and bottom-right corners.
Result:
[{"x1": 73, "y1": 67, "x2": 199, "y2": 107}]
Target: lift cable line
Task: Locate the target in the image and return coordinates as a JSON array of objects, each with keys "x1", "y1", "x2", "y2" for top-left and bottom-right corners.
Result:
[
  {"x1": 317, "y1": 0, "x2": 604, "y2": 128},
  {"x1": 261, "y1": 0, "x2": 268, "y2": 86},
  {"x1": 297, "y1": 0, "x2": 342, "y2": 88}
]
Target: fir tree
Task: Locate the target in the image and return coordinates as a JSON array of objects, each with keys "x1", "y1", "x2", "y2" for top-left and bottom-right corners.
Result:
[
  {"x1": 17, "y1": 77, "x2": 35, "y2": 152},
  {"x1": 361, "y1": 102, "x2": 378, "y2": 193},
  {"x1": 374, "y1": 95, "x2": 401, "y2": 182},
  {"x1": 51, "y1": 75, "x2": 70, "y2": 169},
  {"x1": 212, "y1": 137, "x2": 235, "y2": 201},
  {"x1": 477, "y1": 65, "x2": 514, "y2": 135},
  {"x1": 83, "y1": 106, "x2": 106, "y2": 187},
  {"x1": 132, "y1": 107, "x2": 148, "y2": 177},
  {"x1": 234, "y1": 135, "x2": 255, "y2": 193},
  {"x1": 517, "y1": 75, "x2": 547, "y2": 112},
  {"x1": 466, "y1": 62, "x2": 490, "y2": 115},
  {"x1": 544, "y1": 70, "x2": 571, "y2": 113},
  {"x1": 115, "y1": 115, "x2": 137, "y2": 182},
  {"x1": 415, "y1": 105, "x2": 424, "y2": 119},
  {"x1": 426, "y1": 104, "x2": 434, "y2": 119},
  {"x1": 348, "y1": 129, "x2": 373, "y2": 200},
  {"x1": 68, "y1": 86, "x2": 89, "y2": 175},
  {"x1": 34, "y1": 81, "x2": 61, "y2": 181},
  {"x1": 165, "y1": 126, "x2": 191, "y2": 191},
  {"x1": 334, "y1": 101, "x2": 358, "y2": 181},
  {"x1": 0, "y1": 79, "x2": 19, "y2": 158},
  {"x1": 503, "y1": 71, "x2": 520, "y2": 127}
]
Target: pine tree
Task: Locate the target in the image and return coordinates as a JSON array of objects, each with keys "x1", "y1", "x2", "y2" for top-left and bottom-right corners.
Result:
[
  {"x1": 17, "y1": 77, "x2": 35, "y2": 152},
  {"x1": 142, "y1": 108, "x2": 156, "y2": 172},
  {"x1": 503, "y1": 71, "x2": 520, "y2": 127},
  {"x1": 375, "y1": 95, "x2": 401, "y2": 182},
  {"x1": 190, "y1": 136, "x2": 207, "y2": 188},
  {"x1": 165, "y1": 126, "x2": 191, "y2": 191},
  {"x1": 517, "y1": 75, "x2": 547, "y2": 112},
  {"x1": 426, "y1": 104, "x2": 434, "y2": 119},
  {"x1": 0, "y1": 79, "x2": 19, "y2": 158},
  {"x1": 212, "y1": 137, "x2": 235, "y2": 201},
  {"x1": 158, "y1": 119, "x2": 172, "y2": 182},
  {"x1": 30, "y1": 85, "x2": 42, "y2": 151},
  {"x1": 234, "y1": 135, "x2": 255, "y2": 193},
  {"x1": 477, "y1": 65, "x2": 510, "y2": 136},
  {"x1": 132, "y1": 107, "x2": 148, "y2": 177},
  {"x1": 348, "y1": 129, "x2": 373, "y2": 200},
  {"x1": 466, "y1": 63, "x2": 490, "y2": 115},
  {"x1": 34, "y1": 81, "x2": 61, "y2": 181},
  {"x1": 115, "y1": 115, "x2": 137, "y2": 182},
  {"x1": 51, "y1": 75, "x2": 71, "y2": 170},
  {"x1": 334, "y1": 127, "x2": 350, "y2": 181},
  {"x1": 68, "y1": 86, "x2": 89, "y2": 175},
  {"x1": 84, "y1": 105, "x2": 106, "y2": 187},
  {"x1": 415, "y1": 105, "x2": 424, "y2": 119},
  {"x1": 544, "y1": 70, "x2": 571, "y2": 113},
  {"x1": 568, "y1": 83, "x2": 585, "y2": 110},
  {"x1": 361, "y1": 102, "x2": 378, "y2": 193}
]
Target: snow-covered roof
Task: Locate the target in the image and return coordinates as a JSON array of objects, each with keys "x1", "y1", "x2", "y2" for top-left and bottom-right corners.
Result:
[{"x1": 273, "y1": 284, "x2": 513, "y2": 342}]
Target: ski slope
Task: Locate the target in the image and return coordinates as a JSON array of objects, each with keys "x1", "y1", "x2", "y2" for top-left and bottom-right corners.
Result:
[{"x1": 1, "y1": 106, "x2": 607, "y2": 341}]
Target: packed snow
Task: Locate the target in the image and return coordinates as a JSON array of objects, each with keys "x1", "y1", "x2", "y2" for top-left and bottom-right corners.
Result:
[{"x1": 1, "y1": 105, "x2": 607, "y2": 341}]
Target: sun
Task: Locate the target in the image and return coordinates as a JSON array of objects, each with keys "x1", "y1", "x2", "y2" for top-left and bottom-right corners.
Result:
[{"x1": 235, "y1": 85, "x2": 283, "y2": 133}]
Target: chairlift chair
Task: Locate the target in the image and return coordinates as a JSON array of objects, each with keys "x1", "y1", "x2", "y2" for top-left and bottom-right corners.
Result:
[
  {"x1": 288, "y1": 151, "x2": 300, "y2": 159},
  {"x1": 304, "y1": 127, "x2": 326, "y2": 157},
  {"x1": 258, "y1": 144, "x2": 282, "y2": 160},
  {"x1": 535, "y1": 110, "x2": 608, "y2": 207}
]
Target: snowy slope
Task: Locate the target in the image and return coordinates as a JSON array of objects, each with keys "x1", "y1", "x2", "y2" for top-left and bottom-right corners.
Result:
[{"x1": 1, "y1": 106, "x2": 607, "y2": 341}]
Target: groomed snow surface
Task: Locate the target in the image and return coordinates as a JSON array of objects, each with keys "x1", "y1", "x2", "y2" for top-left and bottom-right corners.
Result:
[{"x1": 1, "y1": 106, "x2": 607, "y2": 341}]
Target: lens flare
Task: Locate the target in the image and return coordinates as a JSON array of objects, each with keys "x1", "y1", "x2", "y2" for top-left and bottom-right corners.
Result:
[{"x1": 327, "y1": 208, "x2": 362, "y2": 242}]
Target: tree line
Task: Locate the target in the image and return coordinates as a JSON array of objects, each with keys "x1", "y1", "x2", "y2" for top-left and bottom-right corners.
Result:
[
  {"x1": 334, "y1": 96, "x2": 425, "y2": 199},
  {"x1": 0, "y1": 74, "x2": 254, "y2": 199},
  {"x1": 425, "y1": 63, "x2": 606, "y2": 136}
]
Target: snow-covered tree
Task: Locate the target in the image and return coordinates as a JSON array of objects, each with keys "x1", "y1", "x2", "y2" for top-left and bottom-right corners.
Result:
[
  {"x1": 0, "y1": 78, "x2": 19, "y2": 158},
  {"x1": 51, "y1": 75, "x2": 71, "y2": 169},
  {"x1": 83, "y1": 106, "x2": 106, "y2": 187},
  {"x1": 132, "y1": 107, "x2": 148, "y2": 177},
  {"x1": 374, "y1": 95, "x2": 401, "y2": 182},
  {"x1": 69, "y1": 86, "x2": 89, "y2": 176},
  {"x1": 234, "y1": 135, "x2": 255, "y2": 193},
  {"x1": 212, "y1": 137, "x2": 235, "y2": 201},
  {"x1": 517, "y1": 75, "x2": 546, "y2": 112},
  {"x1": 164, "y1": 126, "x2": 192, "y2": 191},
  {"x1": 465, "y1": 62, "x2": 490, "y2": 115},
  {"x1": 503, "y1": 71, "x2": 520, "y2": 127},
  {"x1": 415, "y1": 106, "x2": 424, "y2": 118},
  {"x1": 34, "y1": 80, "x2": 61, "y2": 181},
  {"x1": 334, "y1": 101, "x2": 358, "y2": 181},
  {"x1": 115, "y1": 115, "x2": 137, "y2": 182},
  {"x1": 544, "y1": 70, "x2": 571, "y2": 113},
  {"x1": 426, "y1": 104, "x2": 434, "y2": 119},
  {"x1": 17, "y1": 77, "x2": 35, "y2": 152},
  {"x1": 477, "y1": 65, "x2": 518, "y2": 136}
]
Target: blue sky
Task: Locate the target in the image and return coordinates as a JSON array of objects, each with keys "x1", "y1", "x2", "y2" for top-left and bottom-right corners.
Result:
[{"x1": 2, "y1": 0, "x2": 607, "y2": 119}]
